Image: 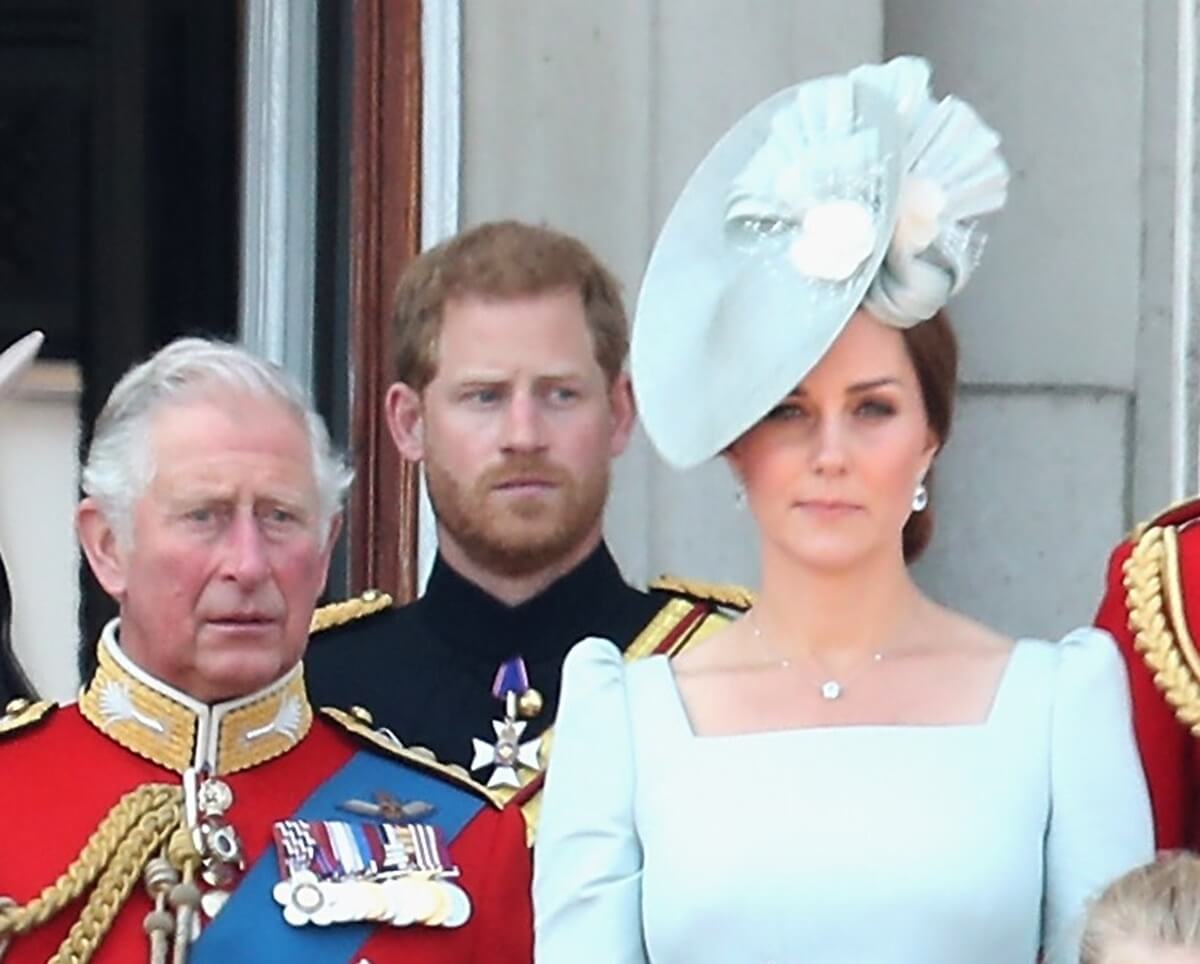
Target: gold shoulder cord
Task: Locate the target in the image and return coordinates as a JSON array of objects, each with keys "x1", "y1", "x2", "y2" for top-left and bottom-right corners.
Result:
[
  {"x1": 309, "y1": 590, "x2": 393, "y2": 635},
  {"x1": 320, "y1": 706, "x2": 501, "y2": 809},
  {"x1": 1123, "y1": 524, "x2": 1200, "y2": 735},
  {"x1": 0, "y1": 783, "x2": 197, "y2": 964}
]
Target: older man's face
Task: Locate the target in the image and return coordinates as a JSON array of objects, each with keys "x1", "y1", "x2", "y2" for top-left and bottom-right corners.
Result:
[{"x1": 82, "y1": 393, "x2": 336, "y2": 701}]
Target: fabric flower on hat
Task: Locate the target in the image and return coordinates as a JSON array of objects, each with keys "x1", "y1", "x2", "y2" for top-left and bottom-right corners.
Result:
[
  {"x1": 724, "y1": 75, "x2": 891, "y2": 288},
  {"x1": 788, "y1": 200, "x2": 877, "y2": 281},
  {"x1": 892, "y1": 176, "x2": 946, "y2": 259},
  {"x1": 723, "y1": 55, "x2": 1007, "y2": 325},
  {"x1": 853, "y1": 57, "x2": 1008, "y2": 326}
]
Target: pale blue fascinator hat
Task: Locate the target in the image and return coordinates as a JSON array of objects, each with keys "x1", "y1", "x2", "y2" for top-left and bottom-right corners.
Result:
[{"x1": 631, "y1": 57, "x2": 1009, "y2": 469}]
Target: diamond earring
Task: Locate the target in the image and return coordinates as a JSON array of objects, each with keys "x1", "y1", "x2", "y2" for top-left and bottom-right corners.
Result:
[{"x1": 911, "y1": 482, "x2": 929, "y2": 513}]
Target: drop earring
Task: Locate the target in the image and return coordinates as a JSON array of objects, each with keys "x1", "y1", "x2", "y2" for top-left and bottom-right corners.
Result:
[{"x1": 911, "y1": 481, "x2": 929, "y2": 513}]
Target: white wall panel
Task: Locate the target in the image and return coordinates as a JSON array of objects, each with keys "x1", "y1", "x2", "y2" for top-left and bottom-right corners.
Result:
[
  {"x1": 886, "y1": 0, "x2": 1145, "y2": 390},
  {"x1": 0, "y1": 366, "x2": 82, "y2": 703}
]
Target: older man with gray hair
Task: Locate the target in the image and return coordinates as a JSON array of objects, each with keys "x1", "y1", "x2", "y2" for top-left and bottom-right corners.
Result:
[{"x1": 0, "y1": 338, "x2": 532, "y2": 963}]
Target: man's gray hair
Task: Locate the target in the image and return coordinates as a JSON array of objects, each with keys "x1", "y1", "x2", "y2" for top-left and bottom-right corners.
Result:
[{"x1": 81, "y1": 338, "x2": 354, "y2": 543}]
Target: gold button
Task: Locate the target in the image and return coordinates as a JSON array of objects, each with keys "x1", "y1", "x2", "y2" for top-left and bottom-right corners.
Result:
[
  {"x1": 362, "y1": 589, "x2": 380, "y2": 602},
  {"x1": 517, "y1": 688, "x2": 544, "y2": 719},
  {"x1": 349, "y1": 705, "x2": 374, "y2": 725},
  {"x1": 4, "y1": 698, "x2": 30, "y2": 716}
]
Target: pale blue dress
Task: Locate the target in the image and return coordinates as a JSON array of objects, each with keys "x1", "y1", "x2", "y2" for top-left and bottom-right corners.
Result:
[{"x1": 534, "y1": 629, "x2": 1153, "y2": 964}]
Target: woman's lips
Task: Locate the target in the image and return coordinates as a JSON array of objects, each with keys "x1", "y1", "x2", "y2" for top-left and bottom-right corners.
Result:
[{"x1": 796, "y1": 500, "x2": 862, "y2": 516}]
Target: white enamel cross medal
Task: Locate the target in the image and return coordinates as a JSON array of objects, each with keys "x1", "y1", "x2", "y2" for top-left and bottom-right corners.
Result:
[{"x1": 470, "y1": 657, "x2": 543, "y2": 789}]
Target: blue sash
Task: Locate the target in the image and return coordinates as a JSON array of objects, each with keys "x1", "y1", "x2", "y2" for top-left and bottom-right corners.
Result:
[{"x1": 191, "y1": 751, "x2": 486, "y2": 963}]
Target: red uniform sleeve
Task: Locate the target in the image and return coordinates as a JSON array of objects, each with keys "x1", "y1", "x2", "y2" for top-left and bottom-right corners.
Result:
[
  {"x1": 1094, "y1": 540, "x2": 1199, "y2": 849},
  {"x1": 458, "y1": 804, "x2": 534, "y2": 963},
  {"x1": 350, "y1": 802, "x2": 533, "y2": 963}
]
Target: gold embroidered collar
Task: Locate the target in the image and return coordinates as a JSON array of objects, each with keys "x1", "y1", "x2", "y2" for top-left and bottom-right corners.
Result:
[{"x1": 78, "y1": 620, "x2": 313, "y2": 775}]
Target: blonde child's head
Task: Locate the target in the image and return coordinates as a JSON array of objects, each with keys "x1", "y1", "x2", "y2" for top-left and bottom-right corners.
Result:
[{"x1": 1080, "y1": 852, "x2": 1200, "y2": 964}]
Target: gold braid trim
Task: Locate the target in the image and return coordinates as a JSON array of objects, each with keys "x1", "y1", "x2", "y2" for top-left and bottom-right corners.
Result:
[
  {"x1": 0, "y1": 783, "x2": 183, "y2": 963},
  {"x1": 1127, "y1": 495, "x2": 1200, "y2": 543},
  {"x1": 623, "y1": 599, "x2": 699, "y2": 661},
  {"x1": 310, "y1": 590, "x2": 393, "y2": 634},
  {"x1": 648, "y1": 576, "x2": 756, "y2": 612},
  {"x1": 320, "y1": 706, "x2": 501, "y2": 808},
  {"x1": 0, "y1": 699, "x2": 55, "y2": 739},
  {"x1": 1162, "y1": 528, "x2": 1200, "y2": 684},
  {"x1": 1123, "y1": 524, "x2": 1200, "y2": 735}
]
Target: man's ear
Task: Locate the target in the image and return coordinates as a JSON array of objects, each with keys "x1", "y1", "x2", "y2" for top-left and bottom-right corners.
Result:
[
  {"x1": 607, "y1": 372, "x2": 637, "y2": 458},
  {"x1": 77, "y1": 497, "x2": 129, "y2": 601},
  {"x1": 385, "y1": 382, "x2": 425, "y2": 462}
]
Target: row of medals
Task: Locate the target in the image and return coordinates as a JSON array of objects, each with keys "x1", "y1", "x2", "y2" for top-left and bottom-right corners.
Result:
[
  {"x1": 192, "y1": 775, "x2": 471, "y2": 930},
  {"x1": 281, "y1": 871, "x2": 471, "y2": 929}
]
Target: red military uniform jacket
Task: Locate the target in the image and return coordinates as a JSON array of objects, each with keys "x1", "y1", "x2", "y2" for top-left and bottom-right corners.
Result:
[
  {"x1": 1094, "y1": 498, "x2": 1200, "y2": 849},
  {"x1": 0, "y1": 625, "x2": 532, "y2": 963}
]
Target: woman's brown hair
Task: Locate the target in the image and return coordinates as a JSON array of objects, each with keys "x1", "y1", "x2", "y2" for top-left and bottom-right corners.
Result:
[{"x1": 900, "y1": 310, "x2": 958, "y2": 563}]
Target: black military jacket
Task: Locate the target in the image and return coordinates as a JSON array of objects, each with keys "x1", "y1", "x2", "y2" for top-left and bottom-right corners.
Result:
[{"x1": 304, "y1": 544, "x2": 673, "y2": 773}]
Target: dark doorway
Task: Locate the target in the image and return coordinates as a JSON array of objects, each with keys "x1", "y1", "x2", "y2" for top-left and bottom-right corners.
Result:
[{"x1": 0, "y1": 0, "x2": 241, "y2": 677}]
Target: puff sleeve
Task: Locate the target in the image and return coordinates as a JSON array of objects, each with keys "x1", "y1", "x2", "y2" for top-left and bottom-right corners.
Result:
[
  {"x1": 533, "y1": 636, "x2": 647, "y2": 964},
  {"x1": 1042, "y1": 627, "x2": 1154, "y2": 963}
]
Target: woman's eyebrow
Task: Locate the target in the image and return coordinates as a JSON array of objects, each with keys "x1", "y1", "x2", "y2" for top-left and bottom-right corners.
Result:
[
  {"x1": 788, "y1": 376, "x2": 901, "y2": 399},
  {"x1": 847, "y1": 377, "x2": 900, "y2": 393}
]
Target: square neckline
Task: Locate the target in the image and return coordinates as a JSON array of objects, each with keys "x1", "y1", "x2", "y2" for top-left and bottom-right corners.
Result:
[{"x1": 650, "y1": 637, "x2": 1034, "y2": 741}]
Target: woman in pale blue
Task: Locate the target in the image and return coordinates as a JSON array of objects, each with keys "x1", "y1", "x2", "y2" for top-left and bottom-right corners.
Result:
[{"x1": 533, "y1": 57, "x2": 1152, "y2": 964}]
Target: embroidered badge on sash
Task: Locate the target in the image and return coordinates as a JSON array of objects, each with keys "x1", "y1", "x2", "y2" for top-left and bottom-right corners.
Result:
[{"x1": 270, "y1": 818, "x2": 471, "y2": 929}]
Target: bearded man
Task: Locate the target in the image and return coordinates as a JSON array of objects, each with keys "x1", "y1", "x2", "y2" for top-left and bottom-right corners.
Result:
[{"x1": 305, "y1": 222, "x2": 743, "y2": 837}]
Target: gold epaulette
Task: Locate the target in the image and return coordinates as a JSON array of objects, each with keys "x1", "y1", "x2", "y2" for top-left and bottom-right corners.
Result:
[
  {"x1": 0, "y1": 697, "x2": 55, "y2": 740},
  {"x1": 310, "y1": 589, "x2": 393, "y2": 634},
  {"x1": 319, "y1": 706, "x2": 500, "y2": 809},
  {"x1": 649, "y1": 575, "x2": 756, "y2": 612},
  {"x1": 1123, "y1": 523, "x2": 1200, "y2": 735},
  {"x1": 1127, "y1": 496, "x2": 1200, "y2": 544}
]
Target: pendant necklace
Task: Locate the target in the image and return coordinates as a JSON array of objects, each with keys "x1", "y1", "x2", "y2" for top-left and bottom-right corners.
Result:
[{"x1": 751, "y1": 613, "x2": 885, "y2": 701}]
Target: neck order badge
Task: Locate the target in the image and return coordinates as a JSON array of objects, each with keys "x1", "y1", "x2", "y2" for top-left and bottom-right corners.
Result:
[{"x1": 471, "y1": 657, "x2": 544, "y2": 789}]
